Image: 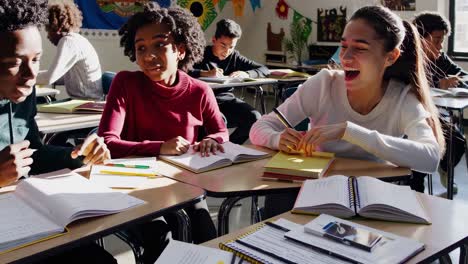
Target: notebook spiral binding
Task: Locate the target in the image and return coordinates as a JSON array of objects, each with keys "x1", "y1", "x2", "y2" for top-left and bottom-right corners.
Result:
[
  {"x1": 219, "y1": 223, "x2": 273, "y2": 264},
  {"x1": 348, "y1": 177, "x2": 355, "y2": 211}
]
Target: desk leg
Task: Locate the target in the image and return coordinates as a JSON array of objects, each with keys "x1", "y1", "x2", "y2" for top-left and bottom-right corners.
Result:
[
  {"x1": 448, "y1": 110, "x2": 455, "y2": 200},
  {"x1": 460, "y1": 243, "x2": 468, "y2": 264},
  {"x1": 115, "y1": 231, "x2": 144, "y2": 264},
  {"x1": 274, "y1": 84, "x2": 283, "y2": 107},
  {"x1": 250, "y1": 196, "x2": 262, "y2": 224},
  {"x1": 173, "y1": 209, "x2": 191, "y2": 242},
  {"x1": 218, "y1": 196, "x2": 244, "y2": 236},
  {"x1": 439, "y1": 254, "x2": 453, "y2": 264},
  {"x1": 255, "y1": 86, "x2": 266, "y2": 114}
]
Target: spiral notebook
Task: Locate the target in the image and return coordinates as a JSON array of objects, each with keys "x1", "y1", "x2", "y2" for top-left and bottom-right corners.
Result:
[
  {"x1": 292, "y1": 176, "x2": 430, "y2": 224},
  {"x1": 219, "y1": 219, "x2": 346, "y2": 264}
]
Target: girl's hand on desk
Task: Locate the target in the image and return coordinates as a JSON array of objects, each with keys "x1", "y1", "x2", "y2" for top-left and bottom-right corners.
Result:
[
  {"x1": 71, "y1": 133, "x2": 110, "y2": 165},
  {"x1": 0, "y1": 140, "x2": 34, "y2": 187},
  {"x1": 278, "y1": 128, "x2": 304, "y2": 153},
  {"x1": 160, "y1": 136, "x2": 190, "y2": 155},
  {"x1": 298, "y1": 123, "x2": 346, "y2": 156},
  {"x1": 193, "y1": 138, "x2": 224, "y2": 157}
]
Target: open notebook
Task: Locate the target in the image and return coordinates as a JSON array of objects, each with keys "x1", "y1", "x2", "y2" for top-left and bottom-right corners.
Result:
[
  {"x1": 159, "y1": 142, "x2": 270, "y2": 173},
  {"x1": 0, "y1": 169, "x2": 144, "y2": 254},
  {"x1": 292, "y1": 175, "x2": 430, "y2": 224},
  {"x1": 431, "y1": 87, "x2": 468, "y2": 97}
]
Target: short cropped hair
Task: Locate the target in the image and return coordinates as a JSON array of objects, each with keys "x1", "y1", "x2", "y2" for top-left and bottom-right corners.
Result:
[
  {"x1": 214, "y1": 19, "x2": 242, "y2": 39},
  {"x1": 413, "y1": 11, "x2": 451, "y2": 37},
  {"x1": 0, "y1": 0, "x2": 48, "y2": 32},
  {"x1": 119, "y1": 3, "x2": 205, "y2": 71},
  {"x1": 46, "y1": 3, "x2": 83, "y2": 33}
]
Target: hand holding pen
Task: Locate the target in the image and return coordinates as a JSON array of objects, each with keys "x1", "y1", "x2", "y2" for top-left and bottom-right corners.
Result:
[
  {"x1": 0, "y1": 140, "x2": 35, "y2": 187},
  {"x1": 273, "y1": 108, "x2": 305, "y2": 154}
]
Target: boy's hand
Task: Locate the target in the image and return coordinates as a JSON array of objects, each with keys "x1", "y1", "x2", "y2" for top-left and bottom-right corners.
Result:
[
  {"x1": 229, "y1": 71, "x2": 249, "y2": 78},
  {"x1": 439, "y1": 76, "x2": 460, "y2": 89},
  {"x1": 0, "y1": 140, "x2": 34, "y2": 187}
]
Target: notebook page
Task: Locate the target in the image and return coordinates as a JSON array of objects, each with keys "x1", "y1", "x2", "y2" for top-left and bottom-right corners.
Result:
[
  {"x1": 293, "y1": 176, "x2": 353, "y2": 217},
  {"x1": 0, "y1": 193, "x2": 62, "y2": 251},
  {"x1": 17, "y1": 170, "x2": 145, "y2": 227},
  {"x1": 155, "y1": 240, "x2": 236, "y2": 264},
  {"x1": 356, "y1": 177, "x2": 429, "y2": 223},
  {"x1": 160, "y1": 146, "x2": 231, "y2": 172},
  {"x1": 228, "y1": 219, "x2": 344, "y2": 264},
  {"x1": 221, "y1": 142, "x2": 269, "y2": 162}
]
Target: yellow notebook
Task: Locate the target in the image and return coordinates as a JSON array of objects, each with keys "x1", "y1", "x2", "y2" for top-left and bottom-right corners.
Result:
[
  {"x1": 263, "y1": 151, "x2": 334, "y2": 179},
  {"x1": 37, "y1": 99, "x2": 105, "y2": 114}
]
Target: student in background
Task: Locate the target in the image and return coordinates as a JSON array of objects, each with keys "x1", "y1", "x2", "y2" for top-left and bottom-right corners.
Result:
[
  {"x1": 98, "y1": 4, "x2": 228, "y2": 262},
  {"x1": 250, "y1": 6, "x2": 444, "y2": 217},
  {"x1": 413, "y1": 11, "x2": 467, "y2": 194},
  {"x1": 36, "y1": 2, "x2": 103, "y2": 100},
  {"x1": 0, "y1": 0, "x2": 114, "y2": 262},
  {"x1": 413, "y1": 12, "x2": 467, "y2": 89},
  {"x1": 189, "y1": 19, "x2": 270, "y2": 144}
]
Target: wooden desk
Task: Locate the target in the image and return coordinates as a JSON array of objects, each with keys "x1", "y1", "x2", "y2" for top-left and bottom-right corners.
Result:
[
  {"x1": 160, "y1": 147, "x2": 411, "y2": 235},
  {"x1": 36, "y1": 112, "x2": 101, "y2": 134},
  {"x1": 205, "y1": 78, "x2": 278, "y2": 114},
  {"x1": 1, "y1": 176, "x2": 205, "y2": 264},
  {"x1": 203, "y1": 193, "x2": 468, "y2": 264},
  {"x1": 433, "y1": 96, "x2": 468, "y2": 200}
]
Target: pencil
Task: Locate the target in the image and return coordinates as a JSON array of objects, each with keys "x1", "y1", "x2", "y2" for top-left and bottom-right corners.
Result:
[
  {"x1": 272, "y1": 108, "x2": 293, "y2": 128},
  {"x1": 99, "y1": 170, "x2": 158, "y2": 178}
]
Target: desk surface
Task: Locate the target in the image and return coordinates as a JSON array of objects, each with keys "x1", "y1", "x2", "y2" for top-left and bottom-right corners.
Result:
[
  {"x1": 206, "y1": 78, "x2": 278, "y2": 89},
  {"x1": 433, "y1": 96, "x2": 468, "y2": 110},
  {"x1": 160, "y1": 147, "x2": 411, "y2": 197},
  {"x1": 36, "y1": 112, "x2": 102, "y2": 134},
  {"x1": 1, "y1": 174, "x2": 205, "y2": 264},
  {"x1": 202, "y1": 193, "x2": 468, "y2": 264}
]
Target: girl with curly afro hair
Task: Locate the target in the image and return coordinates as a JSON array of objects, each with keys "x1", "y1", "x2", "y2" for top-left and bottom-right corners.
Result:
[{"x1": 98, "y1": 4, "x2": 227, "y2": 261}]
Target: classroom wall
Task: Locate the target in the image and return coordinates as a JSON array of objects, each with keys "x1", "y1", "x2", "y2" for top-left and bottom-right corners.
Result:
[{"x1": 41, "y1": 0, "x2": 450, "y2": 73}]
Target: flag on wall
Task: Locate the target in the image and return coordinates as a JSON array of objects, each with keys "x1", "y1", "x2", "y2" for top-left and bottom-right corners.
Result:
[{"x1": 293, "y1": 11, "x2": 312, "y2": 43}]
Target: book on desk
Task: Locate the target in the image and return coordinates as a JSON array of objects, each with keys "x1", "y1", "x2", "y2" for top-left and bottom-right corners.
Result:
[
  {"x1": 292, "y1": 175, "x2": 431, "y2": 224},
  {"x1": 37, "y1": 99, "x2": 105, "y2": 114},
  {"x1": 198, "y1": 76, "x2": 257, "y2": 84},
  {"x1": 431, "y1": 87, "x2": 468, "y2": 97},
  {"x1": 159, "y1": 142, "x2": 270, "y2": 173},
  {"x1": 0, "y1": 169, "x2": 144, "y2": 254},
  {"x1": 262, "y1": 151, "x2": 334, "y2": 181},
  {"x1": 219, "y1": 216, "x2": 424, "y2": 264}
]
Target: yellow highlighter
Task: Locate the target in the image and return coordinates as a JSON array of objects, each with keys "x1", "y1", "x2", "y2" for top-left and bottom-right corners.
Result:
[{"x1": 99, "y1": 170, "x2": 158, "y2": 178}]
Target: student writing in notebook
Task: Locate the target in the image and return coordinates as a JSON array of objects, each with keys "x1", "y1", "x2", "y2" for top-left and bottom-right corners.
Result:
[
  {"x1": 189, "y1": 19, "x2": 270, "y2": 144},
  {"x1": 413, "y1": 11, "x2": 467, "y2": 194},
  {"x1": 250, "y1": 6, "x2": 444, "y2": 217},
  {"x1": 36, "y1": 2, "x2": 103, "y2": 100},
  {"x1": 98, "y1": 4, "x2": 228, "y2": 262},
  {"x1": 0, "y1": 0, "x2": 115, "y2": 263}
]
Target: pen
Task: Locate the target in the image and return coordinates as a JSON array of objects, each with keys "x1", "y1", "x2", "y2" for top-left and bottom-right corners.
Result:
[
  {"x1": 273, "y1": 108, "x2": 293, "y2": 128},
  {"x1": 265, "y1": 221, "x2": 291, "y2": 232},
  {"x1": 105, "y1": 163, "x2": 150, "y2": 169},
  {"x1": 99, "y1": 170, "x2": 158, "y2": 178}
]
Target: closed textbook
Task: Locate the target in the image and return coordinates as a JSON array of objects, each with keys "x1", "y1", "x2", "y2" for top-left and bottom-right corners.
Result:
[
  {"x1": 198, "y1": 76, "x2": 256, "y2": 84},
  {"x1": 159, "y1": 142, "x2": 270, "y2": 173},
  {"x1": 263, "y1": 151, "x2": 334, "y2": 180},
  {"x1": 292, "y1": 175, "x2": 431, "y2": 224},
  {"x1": 0, "y1": 169, "x2": 144, "y2": 254},
  {"x1": 37, "y1": 99, "x2": 105, "y2": 114}
]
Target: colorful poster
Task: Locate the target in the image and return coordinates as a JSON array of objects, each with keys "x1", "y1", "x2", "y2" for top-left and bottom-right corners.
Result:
[
  {"x1": 232, "y1": 0, "x2": 246, "y2": 17},
  {"x1": 75, "y1": 0, "x2": 171, "y2": 29},
  {"x1": 250, "y1": 0, "x2": 261, "y2": 12},
  {"x1": 178, "y1": 0, "x2": 218, "y2": 30}
]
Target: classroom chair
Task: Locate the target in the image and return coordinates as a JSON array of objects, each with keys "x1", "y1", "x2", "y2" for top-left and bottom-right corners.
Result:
[
  {"x1": 102, "y1": 71, "x2": 116, "y2": 97},
  {"x1": 281, "y1": 86, "x2": 309, "y2": 131}
]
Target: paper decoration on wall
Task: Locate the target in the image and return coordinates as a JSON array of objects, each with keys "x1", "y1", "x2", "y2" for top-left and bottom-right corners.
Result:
[
  {"x1": 267, "y1": 23, "x2": 285, "y2": 51},
  {"x1": 381, "y1": 0, "x2": 416, "y2": 11},
  {"x1": 178, "y1": 0, "x2": 218, "y2": 30},
  {"x1": 317, "y1": 6, "x2": 346, "y2": 42},
  {"x1": 275, "y1": 0, "x2": 289, "y2": 19},
  {"x1": 76, "y1": 0, "x2": 171, "y2": 29},
  {"x1": 250, "y1": 0, "x2": 261, "y2": 12},
  {"x1": 293, "y1": 11, "x2": 312, "y2": 44},
  {"x1": 232, "y1": 0, "x2": 245, "y2": 17}
]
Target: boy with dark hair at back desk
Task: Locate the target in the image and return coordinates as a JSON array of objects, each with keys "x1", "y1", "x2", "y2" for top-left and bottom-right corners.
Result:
[{"x1": 189, "y1": 19, "x2": 270, "y2": 144}]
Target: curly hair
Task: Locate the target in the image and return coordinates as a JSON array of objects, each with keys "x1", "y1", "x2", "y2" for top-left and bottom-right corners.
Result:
[
  {"x1": 119, "y1": 3, "x2": 205, "y2": 71},
  {"x1": 46, "y1": 2, "x2": 83, "y2": 33},
  {"x1": 0, "y1": 0, "x2": 48, "y2": 32}
]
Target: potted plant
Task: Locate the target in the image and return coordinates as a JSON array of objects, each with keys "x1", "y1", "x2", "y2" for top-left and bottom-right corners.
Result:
[{"x1": 283, "y1": 19, "x2": 308, "y2": 66}]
